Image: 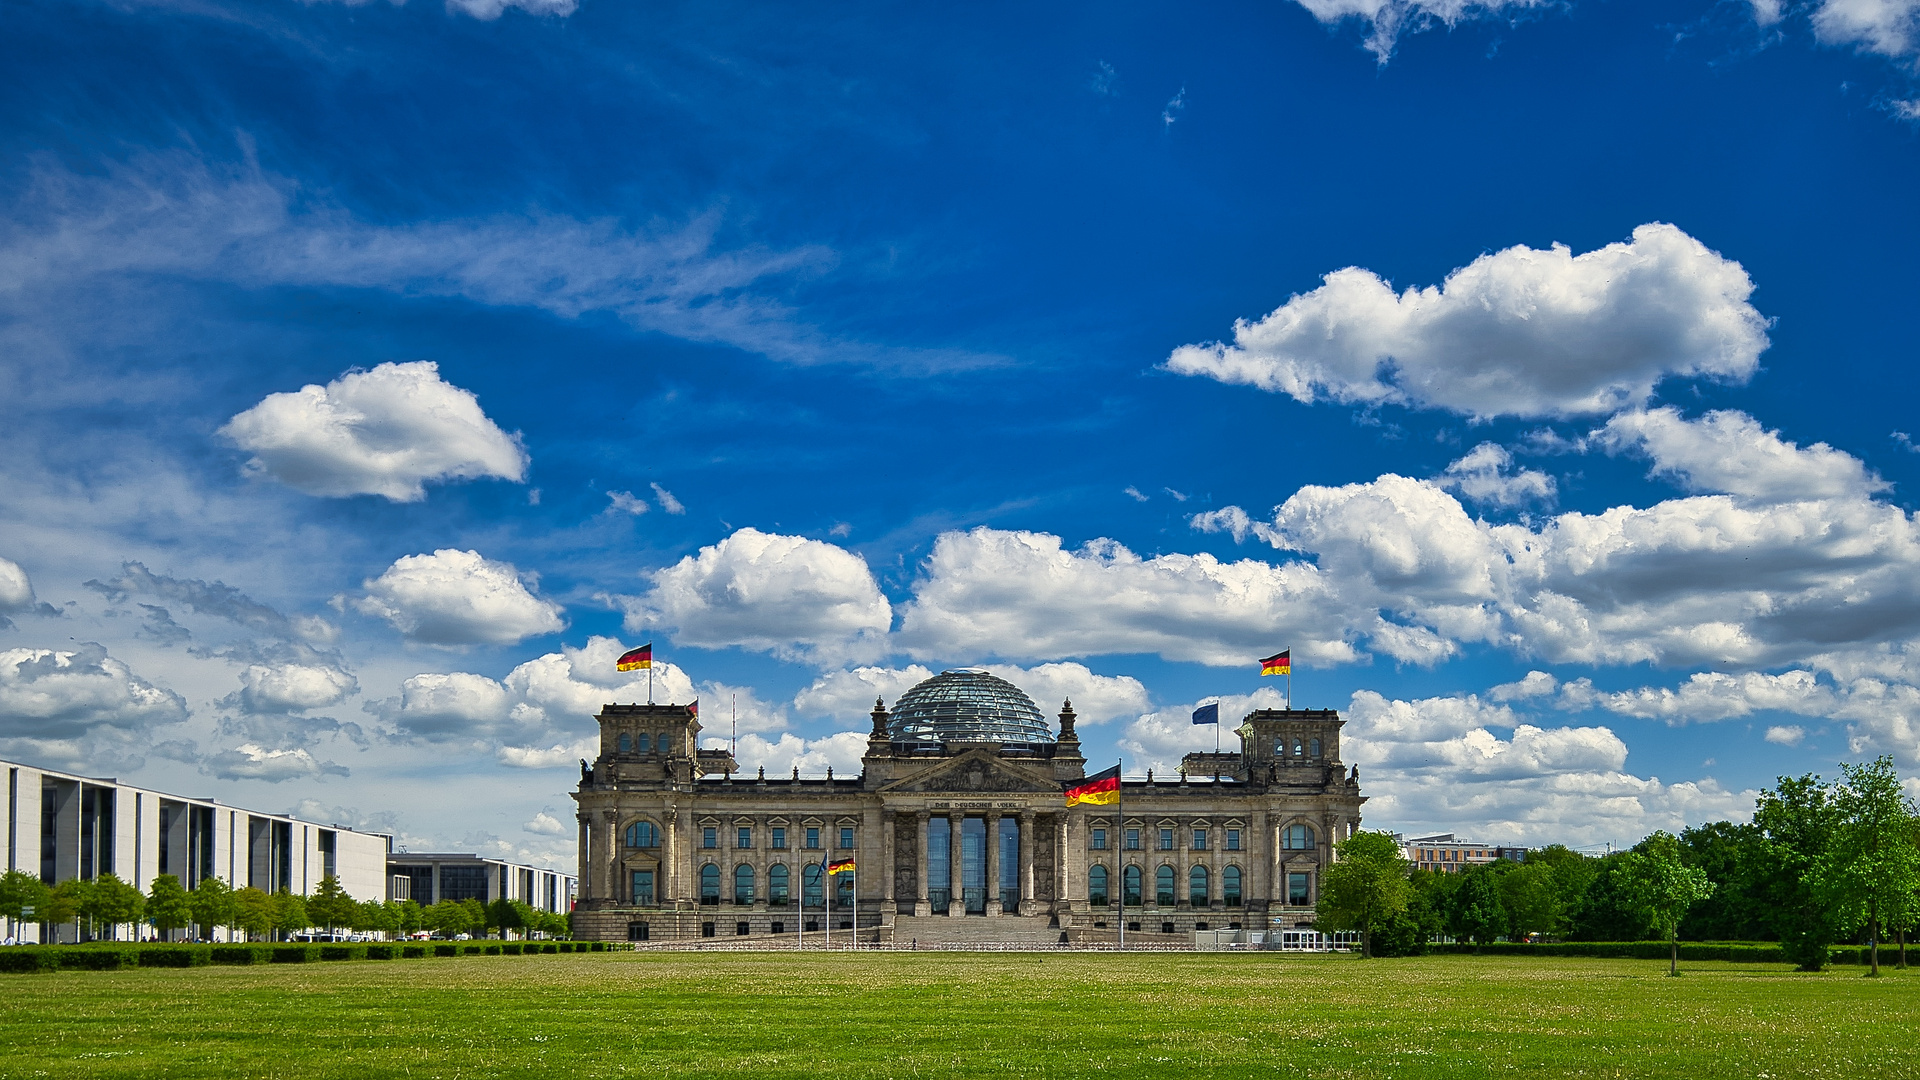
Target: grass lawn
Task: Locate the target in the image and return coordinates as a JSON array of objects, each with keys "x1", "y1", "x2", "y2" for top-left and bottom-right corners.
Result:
[{"x1": 1, "y1": 951, "x2": 1915, "y2": 1078}]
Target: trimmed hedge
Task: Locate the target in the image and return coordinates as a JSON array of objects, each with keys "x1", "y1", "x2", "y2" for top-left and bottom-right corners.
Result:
[
  {"x1": 139, "y1": 945, "x2": 212, "y2": 968},
  {"x1": 539, "y1": 943, "x2": 558, "y2": 954},
  {"x1": 434, "y1": 944, "x2": 459, "y2": 958},
  {"x1": 271, "y1": 945, "x2": 320, "y2": 964},
  {"x1": 462, "y1": 944, "x2": 486, "y2": 956},
  {"x1": 484, "y1": 945, "x2": 502, "y2": 956},
  {"x1": 211, "y1": 945, "x2": 273, "y2": 965},
  {"x1": 319, "y1": 945, "x2": 367, "y2": 961},
  {"x1": 0, "y1": 949, "x2": 60, "y2": 974},
  {"x1": 60, "y1": 948, "x2": 137, "y2": 970},
  {"x1": 365, "y1": 945, "x2": 396, "y2": 960},
  {"x1": 1430, "y1": 941, "x2": 1792, "y2": 963}
]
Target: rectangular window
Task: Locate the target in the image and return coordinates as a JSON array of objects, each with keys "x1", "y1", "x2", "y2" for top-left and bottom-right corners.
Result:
[
  {"x1": 703, "y1": 827, "x2": 717, "y2": 849},
  {"x1": 1090, "y1": 828, "x2": 1107, "y2": 850},
  {"x1": 738, "y1": 827, "x2": 752, "y2": 849},
  {"x1": 1287, "y1": 871, "x2": 1311, "y2": 906},
  {"x1": 1158, "y1": 828, "x2": 1174, "y2": 851},
  {"x1": 840, "y1": 827, "x2": 855, "y2": 849},
  {"x1": 1226, "y1": 829, "x2": 1241, "y2": 851},
  {"x1": 1124, "y1": 828, "x2": 1141, "y2": 851},
  {"x1": 805, "y1": 827, "x2": 820, "y2": 849},
  {"x1": 771, "y1": 827, "x2": 787, "y2": 849},
  {"x1": 1192, "y1": 829, "x2": 1207, "y2": 850}
]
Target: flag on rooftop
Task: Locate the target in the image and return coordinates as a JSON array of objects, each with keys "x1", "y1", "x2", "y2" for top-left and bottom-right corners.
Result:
[
  {"x1": 1191, "y1": 701, "x2": 1220, "y2": 725},
  {"x1": 617, "y1": 643, "x2": 653, "y2": 671},
  {"x1": 1260, "y1": 650, "x2": 1290, "y2": 676},
  {"x1": 1063, "y1": 764, "x2": 1121, "y2": 806},
  {"x1": 688, "y1": 698, "x2": 699, "y2": 719}
]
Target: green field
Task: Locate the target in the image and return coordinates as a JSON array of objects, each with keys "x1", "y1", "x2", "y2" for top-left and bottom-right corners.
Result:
[{"x1": 2, "y1": 951, "x2": 1916, "y2": 1078}]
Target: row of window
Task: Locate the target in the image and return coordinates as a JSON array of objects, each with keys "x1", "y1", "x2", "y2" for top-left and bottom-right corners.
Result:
[
  {"x1": 1088, "y1": 824, "x2": 1316, "y2": 851},
  {"x1": 623, "y1": 822, "x2": 856, "y2": 850},
  {"x1": 1084, "y1": 865, "x2": 1314, "y2": 907},
  {"x1": 615, "y1": 732, "x2": 662, "y2": 753},
  {"x1": 1274, "y1": 737, "x2": 1324, "y2": 757},
  {"x1": 646, "y1": 863, "x2": 856, "y2": 907}
]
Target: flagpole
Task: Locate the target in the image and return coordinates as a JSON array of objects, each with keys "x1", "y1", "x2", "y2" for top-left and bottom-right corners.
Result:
[
  {"x1": 1117, "y1": 757, "x2": 1125, "y2": 952},
  {"x1": 852, "y1": 868, "x2": 858, "y2": 950},
  {"x1": 824, "y1": 856, "x2": 831, "y2": 951},
  {"x1": 647, "y1": 635, "x2": 654, "y2": 706}
]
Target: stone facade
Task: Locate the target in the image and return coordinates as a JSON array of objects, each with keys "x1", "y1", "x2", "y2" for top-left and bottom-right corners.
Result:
[{"x1": 570, "y1": 694, "x2": 1365, "y2": 943}]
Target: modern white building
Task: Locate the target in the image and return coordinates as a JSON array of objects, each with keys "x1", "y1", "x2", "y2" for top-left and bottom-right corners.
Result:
[
  {"x1": 388, "y1": 853, "x2": 575, "y2": 914},
  {"x1": 2, "y1": 756, "x2": 392, "y2": 942}
]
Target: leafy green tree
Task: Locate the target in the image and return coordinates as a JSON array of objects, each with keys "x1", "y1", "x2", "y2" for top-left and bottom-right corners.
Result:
[
  {"x1": 1316, "y1": 831, "x2": 1413, "y2": 958},
  {"x1": 462, "y1": 898, "x2": 487, "y2": 939},
  {"x1": 190, "y1": 877, "x2": 237, "y2": 940},
  {"x1": 1525, "y1": 846, "x2": 1598, "y2": 940},
  {"x1": 1814, "y1": 757, "x2": 1920, "y2": 977},
  {"x1": 307, "y1": 876, "x2": 356, "y2": 932},
  {"x1": 1569, "y1": 853, "x2": 1653, "y2": 942},
  {"x1": 1753, "y1": 773, "x2": 1842, "y2": 970},
  {"x1": 147, "y1": 875, "x2": 194, "y2": 941},
  {"x1": 272, "y1": 890, "x2": 309, "y2": 941},
  {"x1": 232, "y1": 886, "x2": 275, "y2": 942},
  {"x1": 44, "y1": 878, "x2": 84, "y2": 936},
  {"x1": 1498, "y1": 862, "x2": 1562, "y2": 942},
  {"x1": 393, "y1": 899, "x2": 424, "y2": 937},
  {"x1": 426, "y1": 898, "x2": 474, "y2": 938},
  {"x1": 77, "y1": 873, "x2": 145, "y2": 941},
  {"x1": 1621, "y1": 831, "x2": 1715, "y2": 976},
  {"x1": 0, "y1": 869, "x2": 50, "y2": 942},
  {"x1": 1447, "y1": 865, "x2": 1509, "y2": 946},
  {"x1": 1675, "y1": 821, "x2": 1773, "y2": 942}
]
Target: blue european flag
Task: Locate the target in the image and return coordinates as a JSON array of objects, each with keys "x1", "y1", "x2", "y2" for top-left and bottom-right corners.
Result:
[{"x1": 1191, "y1": 701, "x2": 1220, "y2": 725}]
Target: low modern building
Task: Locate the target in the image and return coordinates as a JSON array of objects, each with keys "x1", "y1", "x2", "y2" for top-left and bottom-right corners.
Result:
[
  {"x1": 387, "y1": 853, "x2": 575, "y2": 913},
  {"x1": 1399, "y1": 833, "x2": 1526, "y2": 873},
  {"x1": 570, "y1": 667, "x2": 1367, "y2": 944},
  {"x1": 2, "y1": 756, "x2": 392, "y2": 942}
]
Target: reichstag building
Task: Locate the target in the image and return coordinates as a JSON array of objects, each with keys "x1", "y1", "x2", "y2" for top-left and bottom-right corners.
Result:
[{"x1": 570, "y1": 669, "x2": 1365, "y2": 944}]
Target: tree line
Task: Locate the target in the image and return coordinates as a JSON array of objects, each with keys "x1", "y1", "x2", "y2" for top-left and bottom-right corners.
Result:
[
  {"x1": 1320, "y1": 757, "x2": 1920, "y2": 975},
  {"x1": 0, "y1": 870, "x2": 571, "y2": 944}
]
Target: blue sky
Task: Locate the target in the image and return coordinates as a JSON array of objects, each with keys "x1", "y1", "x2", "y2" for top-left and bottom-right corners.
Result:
[{"x1": 4, "y1": 0, "x2": 1919, "y2": 866}]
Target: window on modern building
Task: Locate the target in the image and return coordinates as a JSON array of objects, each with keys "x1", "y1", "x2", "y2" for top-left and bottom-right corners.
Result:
[
  {"x1": 1225, "y1": 828, "x2": 1241, "y2": 851},
  {"x1": 1189, "y1": 865, "x2": 1209, "y2": 907},
  {"x1": 703, "y1": 827, "x2": 718, "y2": 849},
  {"x1": 738, "y1": 826, "x2": 752, "y2": 848},
  {"x1": 1158, "y1": 828, "x2": 1174, "y2": 851},
  {"x1": 1192, "y1": 828, "x2": 1207, "y2": 850},
  {"x1": 771, "y1": 827, "x2": 787, "y2": 850},
  {"x1": 1088, "y1": 865, "x2": 1109, "y2": 907},
  {"x1": 1223, "y1": 865, "x2": 1242, "y2": 907},
  {"x1": 617, "y1": 733, "x2": 631, "y2": 753},
  {"x1": 1125, "y1": 828, "x2": 1141, "y2": 851},
  {"x1": 805, "y1": 827, "x2": 820, "y2": 849},
  {"x1": 769, "y1": 864, "x2": 790, "y2": 907},
  {"x1": 1310, "y1": 738, "x2": 1321, "y2": 757},
  {"x1": 700, "y1": 864, "x2": 720, "y2": 905},
  {"x1": 1282, "y1": 824, "x2": 1315, "y2": 850},
  {"x1": 1090, "y1": 828, "x2": 1107, "y2": 850},
  {"x1": 802, "y1": 863, "x2": 824, "y2": 910},
  {"x1": 625, "y1": 821, "x2": 658, "y2": 848},
  {"x1": 636, "y1": 732, "x2": 651, "y2": 753},
  {"x1": 1155, "y1": 865, "x2": 1175, "y2": 907},
  {"x1": 840, "y1": 826, "x2": 855, "y2": 849},
  {"x1": 734, "y1": 864, "x2": 755, "y2": 906},
  {"x1": 1287, "y1": 871, "x2": 1311, "y2": 906},
  {"x1": 1123, "y1": 865, "x2": 1143, "y2": 908}
]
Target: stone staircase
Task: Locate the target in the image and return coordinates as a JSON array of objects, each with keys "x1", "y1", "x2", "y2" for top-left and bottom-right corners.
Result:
[{"x1": 886, "y1": 914, "x2": 1065, "y2": 949}]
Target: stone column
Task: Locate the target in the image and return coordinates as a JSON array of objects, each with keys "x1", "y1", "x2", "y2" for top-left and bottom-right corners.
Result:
[
  {"x1": 665, "y1": 808, "x2": 679, "y2": 907},
  {"x1": 948, "y1": 815, "x2": 963, "y2": 915},
  {"x1": 1249, "y1": 808, "x2": 1269, "y2": 910},
  {"x1": 914, "y1": 811, "x2": 930, "y2": 917},
  {"x1": 1019, "y1": 810, "x2": 1035, "y2": 915},
  {"x1": 880, "y1": 811, "x2": 897, "y2": 908},
  {"x1": 576, "y1": 814, "x2": 591, "y2": 901},
  {"x1": 985, "y1": 812, "x2": 1002, "y2": 915},
  {"x1": 599, "y1": 809, "x2": 619, "y2": 907},
  {"x1": 1060, "y1": 809, "x2": 1077, "y2": 908}
]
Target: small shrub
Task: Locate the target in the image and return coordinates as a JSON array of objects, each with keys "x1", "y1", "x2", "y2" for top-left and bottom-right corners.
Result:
[
  {"x1": 401, "y1": 945, "x2": 426, "y2": 959},
  {"x1": 365, "y1": 945, "x2": 396, "y2": 960},
  {"x1": 138, "y1": 945, "x2": 211, "y2": 968},
  {"x1": 501, "y1": 943, "x2": 523, "y2": 956},
  {"x1": 540, "y1": 943, "x2": 558, "y2": 954},
  {"x1": 211, "y1": 945, "x2": 271, "y2": 965},
  {"x1": 434, "y1": 944, "x2": 458, "y2": 958},
  {"x1": 319, "y1": 945, "x2": 367, "y2": 961},
  {"x1": 484, "y1": 945, "x2": 502, "y2": 956},
  {"x1": 60, "y1": 949, "x2": 136, "y2": 971},
  {"x1": 0, "y1": 948, "x2": 59, "y2": 974},
  {"x1": 272, "y1": 945, "x2": 320, "y2": 964},
  {"x1": 590, "y1": 942, "x2": 606, "y2": 952},
  {"x1": 462, "y1": 945, "x2": 485, "y2": 956}
]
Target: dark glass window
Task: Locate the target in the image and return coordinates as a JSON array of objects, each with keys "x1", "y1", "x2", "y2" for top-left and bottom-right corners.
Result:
[
  {"x1": 769, "y1": 864, "x2": 790, "y2": 906},
  {"x1": 1283, "y1": 824, "x2": 1315, "y2": 850},
  {"x1": 1310, "y1": 738, "x2": 1321, "y2": 757},
  {"x1": 625, "y1": 821, "x2": 658, "y2": 848},
  {"x1": 1158, "y1": 829, "x2": 1174, "y2": 851},
  {"x1": 1192, "y1": 829, "x2": 1207, "y2": 850},
  {"x1": 805, "y1": 827, "x2": 820, "y2": 849},
  {"x1": 700, "y1": 864, "x2": 720, "y2": 905},
  {"x1": 1224, "y1": 866, "x2": 1243, "y2": 907},
  {"x1": 1088, "y1": 865, "x2": 1109, "y2": 907},
  {"x1": 1156, "y1": 865, "x2": 1175, "y2": 907},
  {"x1": 738, "y1": 826, "x2": 752, "y2": 848},
  {"x1": 734, "y1": 864, "x2": 755, "y2": 905},
  {"x1": 1189, "y1": 865, "x2": 1208, "y2": 907},
  {"x1": 1226, "y1": 829, "x2": 1241, "y2": 851},
  {"x1": 1287, "y1": 871, "x2": 1311, "y2": 906},
  {"x1": 840, "y1": 827, "x2": 855, "y2": 849},
  {"x1": 1124, "y1": 828, "x2": 1141, "y2": 851},
  {"x1": 1090, "y1": 828, "x2": 1107, "y2": 850},
  {"x1": 1122, "y1": 866, "x2": 1142, "y2": 908},
  {"x1": 703, "y1": 827, "x2": 718, "y2": 849},
  {"x1": 617, "y1": 733, "x2": 630, "y2": 753},
  {"x1": 802, "y1": 864, "x2": 824, "y2": 909},
  {"x1": 636, "y1": 733, "x2": 650, "y2": 753},
  {"x1": 439, "y1": 865, "x2": 489, "y2": 903},
  {"x1": 772, "y1": 827, "x2": 787, "y2": 849}
]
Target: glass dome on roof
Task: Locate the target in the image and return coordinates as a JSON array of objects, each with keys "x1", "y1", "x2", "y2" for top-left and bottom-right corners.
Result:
[{"x1": 887, "y1": 669, "x2": 1054, "y2": 744}]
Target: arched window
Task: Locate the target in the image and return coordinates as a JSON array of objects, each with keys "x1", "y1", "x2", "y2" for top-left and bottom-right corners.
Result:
[
  {"x1": 1283, "y1": 824, "x2": 1316, "y2": 850},
  {"x1": 1189, "y1": 865, "x2": 1209, "y2": 908},
  {"x1": 1088, "y1": 865, "x2": 1109, "y2": 907},
  {"x1": 699, "y1": 864, "x2": 720, "y2": 905},
  {"x1": 835, "y1": 871, "x2": 854, "y2": 907},
  {"x1": 1293, "y1": 738, "x2": 1304, "y2": 756},
  {"x1": 768, "y1": 864, "x2": 790, "y2": 907},
  {"x1": 1223, "y1": 865, "x2": 1243, "y2": 907},
  {"x1": 636, "y1": 732, "x2": 651, "y2": 753},
  {"x1": 1310, "y1": 738, "x2": 1321, "y2": 757},
  {"x1": 733, "y1": 864, "x2": 755, "y2": 906},
  {"x1": 802, "y1": 864, "x2": 824, "y2": 909},
  {"x1": 625, "y1": 820, "x2": 658, "y2": 848},
  {"x1": 1123, "y1": 865, "x2": 1142, "y2": 908},
  {"x1": 1155, "y1": 865, "x2": 1175, "y2": 907},
  {"x1": 617, "y1": 732, "x2": 631, "y2": 753}
]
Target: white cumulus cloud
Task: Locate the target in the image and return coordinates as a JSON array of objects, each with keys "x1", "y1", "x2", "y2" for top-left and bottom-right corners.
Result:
[
  {"x1": 624, "y1": 528, "x2": 892, "y2": 664},
  {"x1": 356, "y1": 548, "x2": 565, "y2": 646},
  {"x1": 1291, "y1": 0, "x2": 1551, "y2": 62},
  {"x1": 0, "y1": 556, "x2": 36, "y2": 611},
  {"x1": 1806, "y1": 0, "x2": 1920, "y2": 57},
  {"x1": 1437, "y1": 443, "x2": 1556, "y2": 507},
  {"x1": 0, "y1": 643, "x2": 188, "y2": 739},
  {"x1": 207, "y1": 743, "x2": 348, "y2": 782},
  {"x1": 521, "y1": 810, "x2": 569, "y2": 836},
  {"x1": 1166, "y1": 224, "x2": 1768, "y2": 420},
  {"x1": 220, "y1": 361, "x2": 527, "y2": 502},
  {"x1": 709, "y1": 730, "x2": 869, "y2": 777},
  {"x1": 235, "y1": 663, "x2": 358, "y2": 714},
  {"x1": 1598, "y1": 407, "x2": 1887, "y2": 502},
  {"x1": 1765, "y1": 725, "x2": 1807, "y2": 746}
]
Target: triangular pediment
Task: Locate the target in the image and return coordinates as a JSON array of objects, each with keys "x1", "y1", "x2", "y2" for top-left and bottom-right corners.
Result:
[{"x1": 876, "y1": 748, "x2": 1062, "y2": 795}]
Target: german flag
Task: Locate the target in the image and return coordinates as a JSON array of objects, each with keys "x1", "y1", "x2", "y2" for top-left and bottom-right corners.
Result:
[
  {"x1": 1063, "y1": 764, "x2": 1121, "y2": 807},
  {"x1": 827, "y1": 857, "x2": 856, "y2": 876},
  {"x1": 617, "y1": 643, "x2": 653, "y2": 671},
  {"x1": 1260, "y1": 650, "x2": 1290, "y2": 677},
  {"x1": 688, "y1": 698, "x2": 699, "y2": 720}
]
